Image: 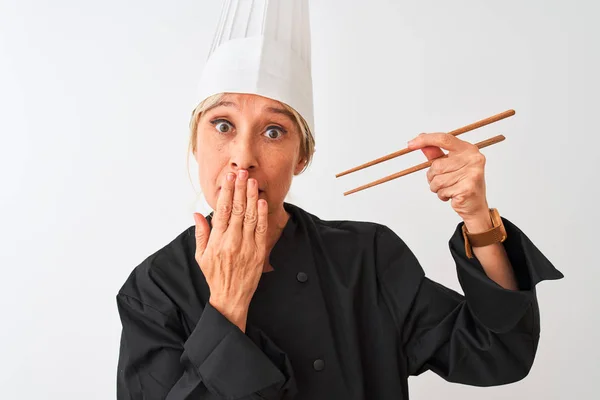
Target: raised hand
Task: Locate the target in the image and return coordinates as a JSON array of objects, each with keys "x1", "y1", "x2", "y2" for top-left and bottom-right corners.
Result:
[
  {"x1": 407, "y1": 133, "x2": 489, "y2": 222},
  {"x1": 193, "y1": 169, "x2": 269, "y2": 332}
]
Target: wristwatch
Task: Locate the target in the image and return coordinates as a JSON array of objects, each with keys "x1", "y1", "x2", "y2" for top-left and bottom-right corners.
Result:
[{"x1": 461, "y1": 208, "x2": 507, "y2": 259}]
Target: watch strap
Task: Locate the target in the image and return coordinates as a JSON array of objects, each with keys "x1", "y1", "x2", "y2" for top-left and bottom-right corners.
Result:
[{"x1": 461, "y1": 208, "x2": 507, "y2": 258}]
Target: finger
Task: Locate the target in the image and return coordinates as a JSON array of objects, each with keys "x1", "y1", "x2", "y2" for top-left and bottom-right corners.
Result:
[
  {"x1": 193, "y1": 213, "x2": 210, "y2": 260},
  {"x1": 438, "y1": 177, "x2": 480, "y2": 203},
  {"x1": 438, "y1": 188, "x2": 452, "y2": 202},
  {"x1": 243, "y1": 178, "x2": 259, "y2": 240},
  {"x1": 421, "y1": 146, "x2": 445, "y2": 162},
  {"x1": 417, "y1": 133, "x2": 446, "y2": 163},
  {"x1": 254, "y1": 199, "x2": 268, "y2": 251},
  {"x1": 408, "y1": 132, "x2": 469, "y2": 153},
  {"x1": 429, "y1": 169, "x2": 464, "y2": 194},
  {"x1": 438, "y1": 184, "x2": 458, "y2": 202},
  {"x1": 212, "y1": 172, "x2": 235, "y2": 234},
  {"x1": 427, "y1": 155, "x2": 463, "y2": 184},
  {"x1": 227, "y1": 169, "x2": 248, "y2": 235}
]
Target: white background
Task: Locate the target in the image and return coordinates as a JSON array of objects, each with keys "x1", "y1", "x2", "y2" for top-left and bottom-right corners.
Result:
[{"x1": 1, "y1": 0, "x2": 598, "y2": 398}]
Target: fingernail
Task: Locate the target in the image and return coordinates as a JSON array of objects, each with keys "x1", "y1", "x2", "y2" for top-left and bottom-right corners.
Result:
[
  {"x1": 227, "y1": 173, "x2": 235, "y2": 182},
  {"x1": 239, "y1": 170, "x2": 248, "y2": 179},
  {"x1": 407, "y1": 139, "x2": 415, "y2": 147}
]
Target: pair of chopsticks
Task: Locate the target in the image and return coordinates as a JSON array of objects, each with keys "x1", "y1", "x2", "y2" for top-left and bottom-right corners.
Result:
[{"x1": 336, "y1": 109, "x2": 515, "y2": 196}]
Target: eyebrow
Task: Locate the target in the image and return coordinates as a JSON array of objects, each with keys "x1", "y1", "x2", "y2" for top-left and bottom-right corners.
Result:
[
  {"x1": 264, "y1": 106, "x2": 295, "y2": 124},
  {"x1": 204, "y1": 101, "x2": 296, "y2": 124}
]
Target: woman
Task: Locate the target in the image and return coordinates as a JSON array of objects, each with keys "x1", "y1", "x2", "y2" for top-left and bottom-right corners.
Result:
[
  {"x1": 116, "y1": 91, "x2": 563, "y2": 399},
  {"x1": 116, "y1": 1, "x2": 563, "y2": 398}
]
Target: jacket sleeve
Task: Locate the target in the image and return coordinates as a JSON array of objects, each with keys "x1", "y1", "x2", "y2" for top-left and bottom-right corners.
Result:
[
  {"x1": 376, "y1": 216, "x2": 563, "y2": 386},
  {"x1": 116, "y1": 272, "x2": 297, "y2": 399}
]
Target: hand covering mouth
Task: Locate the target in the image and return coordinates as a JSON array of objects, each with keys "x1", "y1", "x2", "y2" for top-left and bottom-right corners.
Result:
[{"x1": 217, "y1": 186, "x2": 265, "y2": 193}]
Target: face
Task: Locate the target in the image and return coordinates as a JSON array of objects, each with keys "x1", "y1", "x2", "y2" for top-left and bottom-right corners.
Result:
[{"x1": 193, "y1": 93, "x2": 306, "y2": 213}]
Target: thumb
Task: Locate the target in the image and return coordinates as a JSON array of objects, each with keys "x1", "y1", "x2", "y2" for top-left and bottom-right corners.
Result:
[{"x1": 193, "y1": 213, "x2": 210, "y2": 260}]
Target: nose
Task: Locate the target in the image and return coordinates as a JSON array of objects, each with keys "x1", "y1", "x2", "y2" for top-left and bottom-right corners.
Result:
[{"x1": 229, "y1": 134, "x2": 258, "y2": 172}]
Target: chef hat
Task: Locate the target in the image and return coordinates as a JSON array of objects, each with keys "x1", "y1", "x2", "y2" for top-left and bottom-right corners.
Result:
[{"x1": 196, "y1": 0, "x2": 314, "y2": 134}]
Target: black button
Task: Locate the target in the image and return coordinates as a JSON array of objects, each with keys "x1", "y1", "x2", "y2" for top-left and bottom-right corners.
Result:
[
  {"x1": 296, "y1": 272, "x2": 308, "y2": 283},
  {"x1": 313, "y1": 359, "x2": 325, "y2": 371}
]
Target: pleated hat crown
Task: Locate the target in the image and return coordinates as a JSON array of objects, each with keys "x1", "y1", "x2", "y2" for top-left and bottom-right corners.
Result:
[{"x1": 196, "y1": 0, "x2": 314, "y2": 133}]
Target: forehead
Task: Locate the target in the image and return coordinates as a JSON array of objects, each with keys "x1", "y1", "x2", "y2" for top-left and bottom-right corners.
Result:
[
  {"x1": 222, "y1": 93, "x2": 281, "y2": 108},
  {"x1": 204, "y1": 93, "x2": 296, "y2": 122}
]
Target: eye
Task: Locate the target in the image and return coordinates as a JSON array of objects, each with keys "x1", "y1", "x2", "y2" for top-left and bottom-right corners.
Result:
[
  {"x1": 264, "y1": 126, "x2": 286, "y2": 140},
  {"x1": 211, "y1": 119, "x2": 233, "y2": 133}
]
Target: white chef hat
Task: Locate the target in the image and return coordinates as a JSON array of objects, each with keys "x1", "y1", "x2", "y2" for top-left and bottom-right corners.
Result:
[{"x1": 196, "y1": 0, "x2": 314, "y2": 134}]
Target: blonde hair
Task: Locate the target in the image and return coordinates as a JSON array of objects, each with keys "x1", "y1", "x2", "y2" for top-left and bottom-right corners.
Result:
[{"x1": 186, "y1": 92, "x2": 316, "y2": 180}]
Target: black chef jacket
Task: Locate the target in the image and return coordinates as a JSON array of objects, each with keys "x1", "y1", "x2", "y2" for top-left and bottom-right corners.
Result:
[{"x1": 116, "y1": 202, "x2": 563, "y2": 399}]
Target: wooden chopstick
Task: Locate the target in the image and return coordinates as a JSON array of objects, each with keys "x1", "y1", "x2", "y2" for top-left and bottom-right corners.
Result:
[
  {"x1": 335, "y1": 109, "x2": 515, "y2": 178},
  {"x1": 343, "y1": 134, "x2": 506, "y2": 196}
]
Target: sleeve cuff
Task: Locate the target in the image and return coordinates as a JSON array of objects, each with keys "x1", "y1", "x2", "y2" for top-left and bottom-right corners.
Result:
[
  {"x1": 183, "y1": 302, "x2": 288, "y2": 399},
  {"x1": 449, "y1": 216, "x2": 564, "y2": 333}
]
